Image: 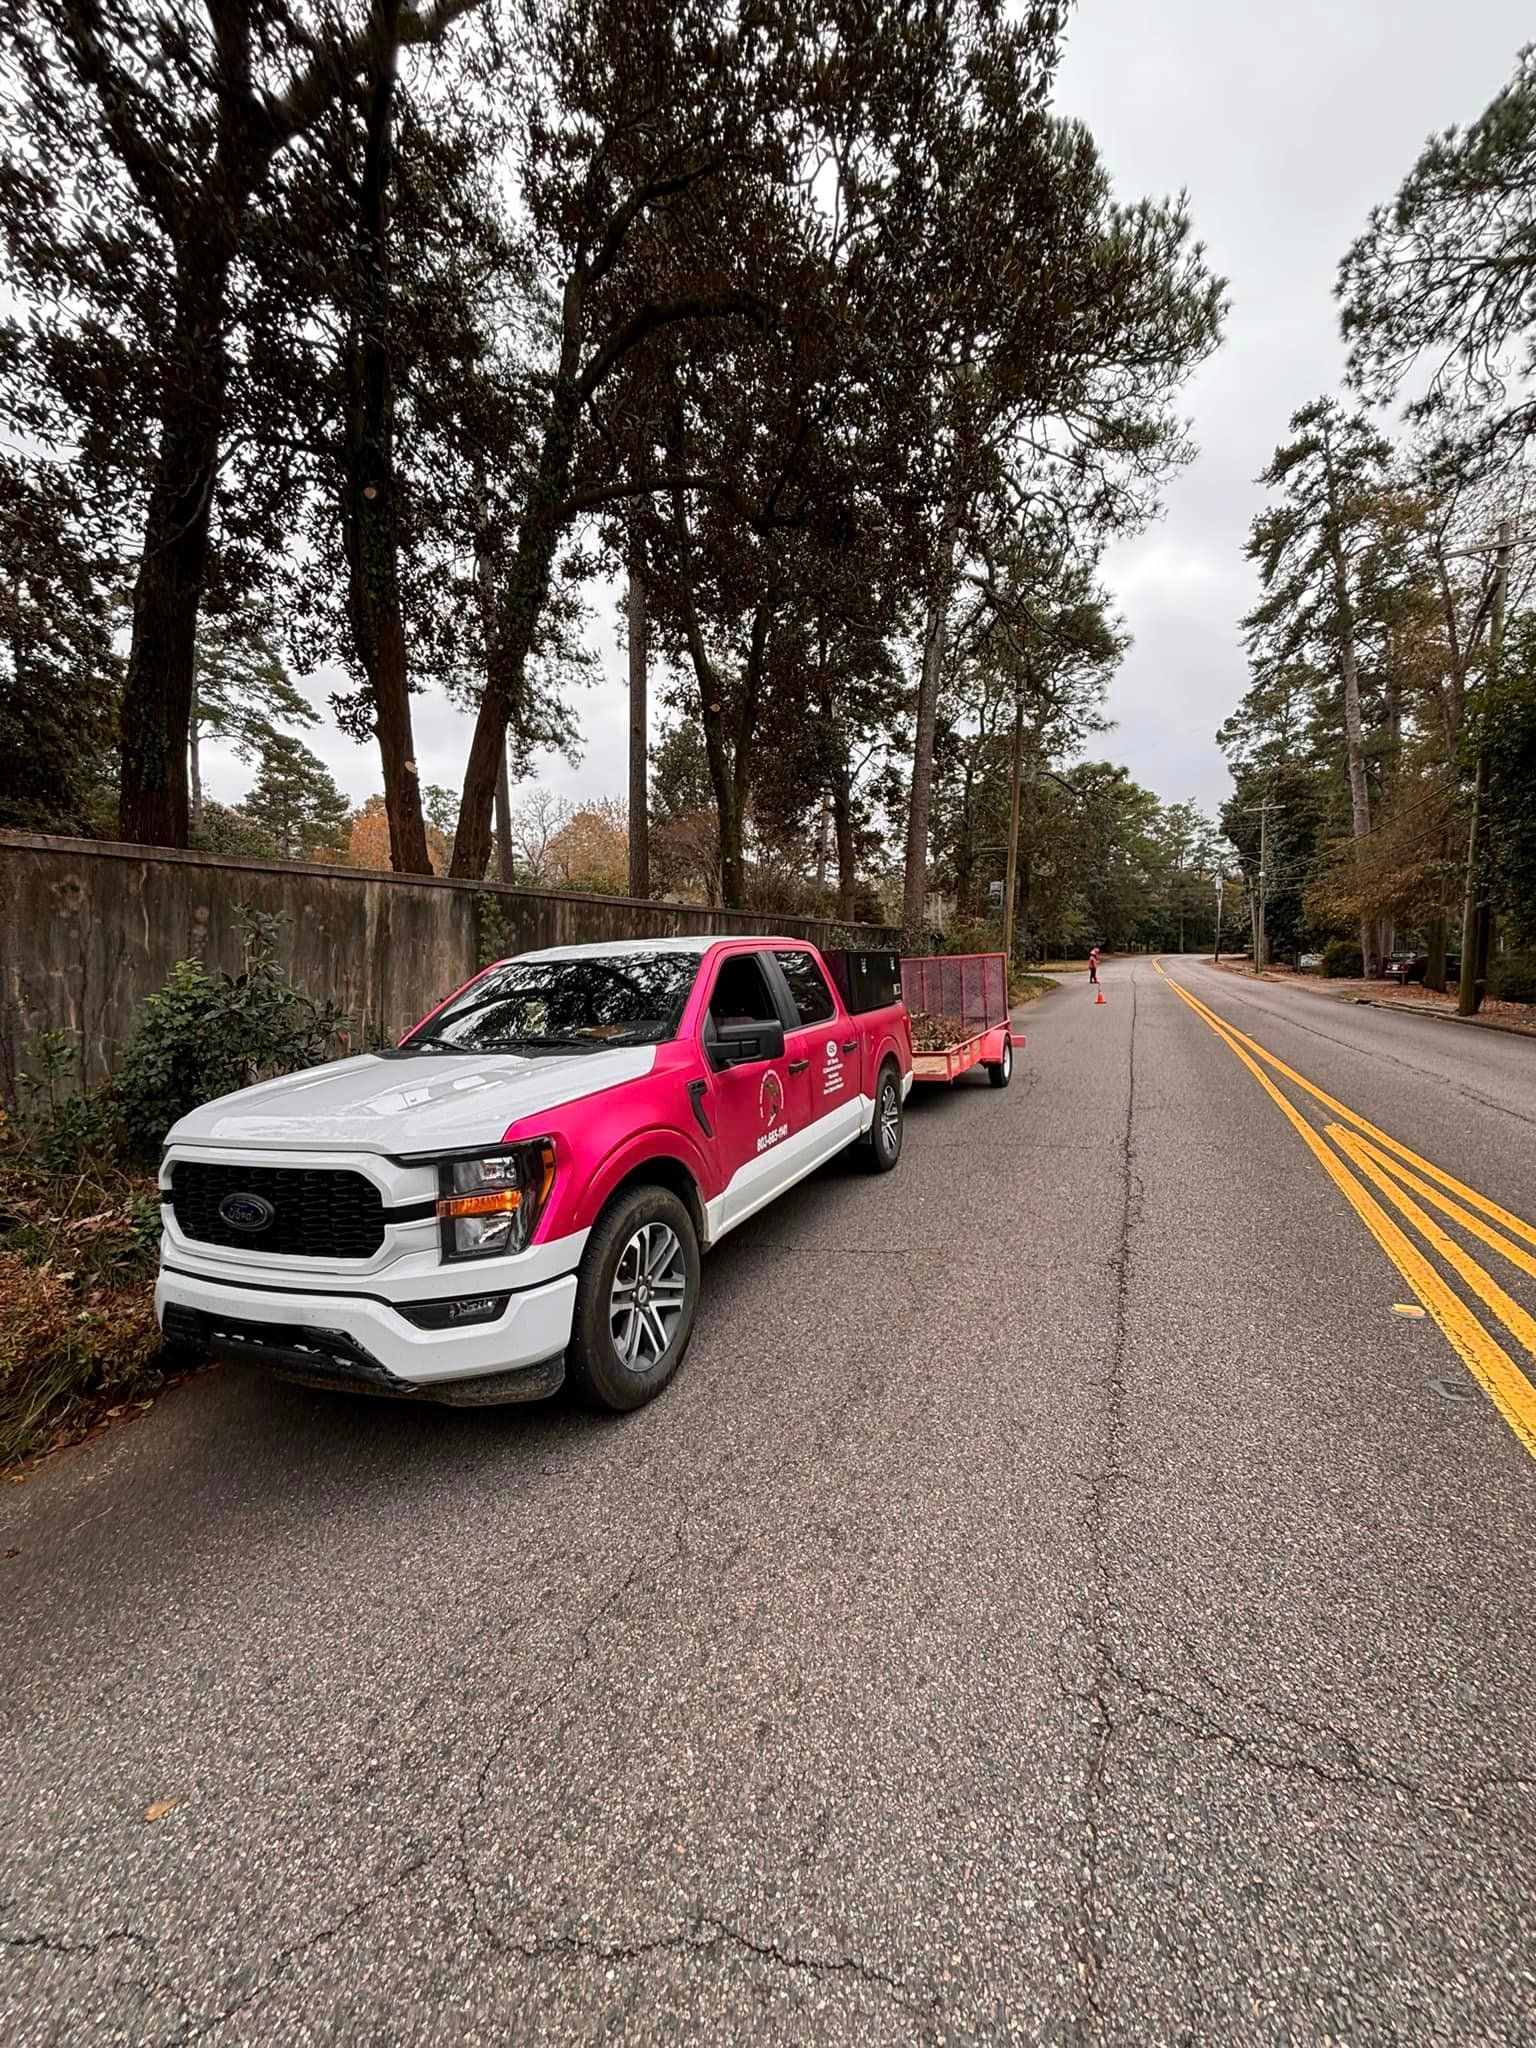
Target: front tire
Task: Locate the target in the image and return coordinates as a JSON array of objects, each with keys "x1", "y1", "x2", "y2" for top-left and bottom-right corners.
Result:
[
  {"x1": 865, "y1": 1060, "x2": 904, "y2": 1172},
  {"x1": 987, "y1": 1035, "x2": 1013, "y2": 1088},
  {"x1": 567, "y1": 1185, "x2": 701, "y2": 1412}
]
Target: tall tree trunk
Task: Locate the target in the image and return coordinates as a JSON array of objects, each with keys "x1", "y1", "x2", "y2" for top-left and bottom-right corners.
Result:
[
  {"x1": 952, "y1": 751, "x2": 977, "y2": 914},
  {"x1": 118, "y1": 274, "x2": 233, "y2": 845},
  {"x1": 1329, "y1": 528, "x2": 1377, "y2": 974},
  {"x1": 100, "y1": 1, "x2": 469, "y2": 846},
  {"x1": 832, "y1": 774, "x2": 857, "y2": 920},
  {"x1": 452, "y1": 377, "x2": 581, "y2": 877},
  {"x1": 340, "y1": 18, "x2": 430, "y2": 875},
  {"x1": 727, "y1": 599, "x2": 771, "y2": 906},
  {"x1": 815, "y1": 790, "x2": 831, "y2": 893},
  {"x1": 1001, "y1": 689, "x2": 1024, "y2": 964},
  {"x1": 627, "y1": 537, "x2": 649, "y2": 900},
  {"x1": 1018, "y1": 740, "x2": 1040, "y2": 961},
  {"x1": 902, "y1": 502, "x2": 959, "y2": 929},
  {"x1": 188, "y1": 686, "x2": 204, "y2": 842},
  {"x1": 1425, "y1": 906, "x2": 1447, "y2": 994},
  {"x1": 471, "y1": 452, "x2": 513, "y2": 883},
  {"x1": 666, "y1": 470, "x2": 766, "y2": 910},
  {"x1": 494, "y1": 742, "x2": 513, "y2": 883},
  {"x1": 817, "y1": 663, "x2": 857, "y2": 920}
]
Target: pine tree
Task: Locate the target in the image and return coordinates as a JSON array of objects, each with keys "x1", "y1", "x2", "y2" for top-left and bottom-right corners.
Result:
[
  {"x1": 244, "y1": 736, "x2": 351, "y2": 862},
  {"x1": 1244, "y1": 398, "x2": 1400, "y2": 974}
]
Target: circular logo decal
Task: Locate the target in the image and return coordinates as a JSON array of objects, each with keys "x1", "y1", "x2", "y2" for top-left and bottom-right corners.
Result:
[
  {"x1": 758, "y1": 1070, "x2": 784, "y2": 1126},
  {"x1": 826, "y1": 1039, "x2": 837, "y2": 1058},
  {"x1": 219, "y1": 1192, "x2": 275, "y2": 1233}
]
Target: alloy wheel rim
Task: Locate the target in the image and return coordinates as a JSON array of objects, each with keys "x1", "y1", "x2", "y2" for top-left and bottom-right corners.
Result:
[
  {"x1": 1003, "y1": 1041, "x2": 1012, "y2": 1077},
  {"x1": 880, "y1": 1080, "x2": 900, "y2": 1152},
  {"x1": 609, "y1": 1222, "x2": 687, "y2": 1372}
]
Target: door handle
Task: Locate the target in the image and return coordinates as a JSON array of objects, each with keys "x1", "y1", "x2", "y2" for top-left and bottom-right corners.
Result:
[
  {"x1": 686, "y1": 1078, "x2": 713, "y2": 1138},
  {"x1": 788, "y1": 1058, "x2": 809, "y2": 1075},
  {"x1": 841, "y1": 1039, "x2": 857, "y2": 1053}
]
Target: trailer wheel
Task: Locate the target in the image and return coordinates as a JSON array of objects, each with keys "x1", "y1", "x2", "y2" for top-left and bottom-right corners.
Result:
[
  {"x1": 986, "y1": 1035, "x2": 1013, "y2": 1089},
  {"x1": 567, "y1": 1184, "x2": 701, "y2": 1412},
  {"x1": 865, "y1": 1060, "x2": 904, "y2": 1172}
]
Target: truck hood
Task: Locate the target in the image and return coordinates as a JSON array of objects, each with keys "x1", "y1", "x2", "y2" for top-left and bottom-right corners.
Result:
[{"x1": 165, "y1": 1046, "x2": 659, "y2": 1156}]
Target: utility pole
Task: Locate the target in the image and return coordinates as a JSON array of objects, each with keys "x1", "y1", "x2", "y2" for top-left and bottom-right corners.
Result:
[
  {"x1": 1257, "y1": 802, "x2": 1268, "y2": 969},
  {"x1": 1458, "y1": 518, "x2": 1513, "y2": 1017},
  {"x1": 1214, "y1": 874, "x2": 1223, "y2": 962},
  {"x1": 1242, "y1": 797, "x2": 1279, "y2": 969},
  {"x1": 1001, "y1": 687, "x2": 1026, "y2": 966}
]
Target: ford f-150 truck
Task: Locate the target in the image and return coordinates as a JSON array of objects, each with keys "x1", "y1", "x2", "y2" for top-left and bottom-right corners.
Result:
[{"x1": 156, "y1": 936, "x2": 912, "y2": 1413}]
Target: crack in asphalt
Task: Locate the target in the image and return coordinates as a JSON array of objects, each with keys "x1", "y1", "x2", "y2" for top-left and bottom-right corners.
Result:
[
  {"x1": 501, "y1": 1914, "x2": 935, "y2": 2014},
  {"x1": 1110, "y1": 1661, "x2": 1420, "y2": 1797},
  {"x1": 0, "y1": 1926, "x2": 149, "y2": 1956},
  {"x1": 172, "y1": 1848, "x2": 431, "y2": 2045},
  {"x1": 1066, "y1": 972, "x2": 1140, "y2": 2045},
  {"x1": 160, "y1": 1524, "x2": 695, "y2": 2044},
  {"x1": 452, "y1": 1512, "x2": 692, "y2": 1943}
]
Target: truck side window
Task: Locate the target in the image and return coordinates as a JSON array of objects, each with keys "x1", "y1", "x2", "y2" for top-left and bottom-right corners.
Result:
[
  {"x1": 773, "y1": 949, "x2": 836, "y2": 1027},
  {"x1": 708, "y1": 952, "x2": 779, "y2": 1028}
]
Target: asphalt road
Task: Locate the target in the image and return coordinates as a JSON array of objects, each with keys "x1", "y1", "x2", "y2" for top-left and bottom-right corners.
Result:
[{"x1": 4, "y1": 958, "x2": 1535, "y2": 2047}]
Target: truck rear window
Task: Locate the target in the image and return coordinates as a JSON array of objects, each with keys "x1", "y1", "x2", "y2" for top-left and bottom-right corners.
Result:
[{"x1": 401, "y1": 953, "x2": 701, "y2": 1054}]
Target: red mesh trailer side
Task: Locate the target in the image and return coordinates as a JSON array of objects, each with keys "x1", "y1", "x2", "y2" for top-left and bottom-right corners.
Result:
[{"x1": 900, "y1": 953, "x2": 1008, "y2": 1039}]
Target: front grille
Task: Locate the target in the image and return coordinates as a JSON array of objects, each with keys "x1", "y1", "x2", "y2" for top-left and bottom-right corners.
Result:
[{"x1": 169, "y1": 1161, "x2": 387, "y2": 1259}]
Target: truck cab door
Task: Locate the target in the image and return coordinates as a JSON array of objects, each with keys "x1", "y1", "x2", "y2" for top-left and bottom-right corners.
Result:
[
  {"x1": 770, "y1": 947, "x2": 864, "y2": 1155},
  {"x1": 699, "y1": 950, "x2": 795, "y2": 1232}
]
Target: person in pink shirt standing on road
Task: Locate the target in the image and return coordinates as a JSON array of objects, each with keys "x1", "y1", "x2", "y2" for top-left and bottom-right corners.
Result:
[{"x1": 1088, "y1": 944, "x2": 1101, "y2": 987}]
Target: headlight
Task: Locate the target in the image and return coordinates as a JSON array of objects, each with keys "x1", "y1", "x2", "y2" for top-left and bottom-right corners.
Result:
[{"x1": 436, "y1": 1142, "x2": 556, "y2": 1261}]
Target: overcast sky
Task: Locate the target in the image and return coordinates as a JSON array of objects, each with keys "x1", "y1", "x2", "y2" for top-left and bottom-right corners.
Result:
[
  {"x1": 1053, "y1": 0, "x2": 1530, "y2": 819},
  {"x1": 202, "y1": 1, "x2": 1533, "y2": 833}
]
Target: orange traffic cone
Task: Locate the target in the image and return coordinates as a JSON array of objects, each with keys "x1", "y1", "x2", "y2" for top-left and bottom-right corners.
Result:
[{"x1": 1094, "y1": 987, "x2": 1105, "y2": 1005}]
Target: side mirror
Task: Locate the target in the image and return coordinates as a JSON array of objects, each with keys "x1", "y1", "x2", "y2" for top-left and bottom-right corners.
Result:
[{"x1": 711, "y1": 1018, "x2": 785, "y2": 1068}]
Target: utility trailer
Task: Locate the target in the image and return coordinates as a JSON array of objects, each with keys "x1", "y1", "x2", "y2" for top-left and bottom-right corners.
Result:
[{"x1": 900, "y1": 951, "x2": 1016, "y2": 1088}]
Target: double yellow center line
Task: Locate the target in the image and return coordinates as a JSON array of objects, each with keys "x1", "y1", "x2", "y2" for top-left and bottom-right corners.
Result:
[{"x1": 1154, "y1": 963, "x2": 1536, "y2": 1464}]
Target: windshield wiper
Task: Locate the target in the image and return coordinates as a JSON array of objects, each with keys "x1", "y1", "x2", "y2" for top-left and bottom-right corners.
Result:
[
  {"x1": 495, "y1": 1033, "x2": 605, "y2": 1050},
  {"x1": 394, "y1": 1031, "x2": 611, "y2": 1057}
]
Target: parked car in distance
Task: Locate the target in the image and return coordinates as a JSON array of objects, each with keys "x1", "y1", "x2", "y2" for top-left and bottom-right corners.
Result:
[
  {"x1": 156, "y1": 937, "x2": 913, "y2": 1414},
  {"x1": 1384, "y1": 953, "x2": 1460, "y2": 986}
]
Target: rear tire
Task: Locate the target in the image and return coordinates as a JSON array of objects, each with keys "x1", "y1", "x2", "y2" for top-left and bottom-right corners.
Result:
[
  {"x1": 865, "y1": 1060, "x2": 904, "y2": 1172},
  {"x1": 567, "y1": 1185, "x2": 701, "y2": 1413},
  {"x1": 986, "y1": 1035, "x2": 1013, "y2": 1088}
]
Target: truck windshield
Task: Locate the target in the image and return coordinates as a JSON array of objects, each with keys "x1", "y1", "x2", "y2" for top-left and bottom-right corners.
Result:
[{"x1": 399, "y1": 953, "x2": 702, "y2": 1055}]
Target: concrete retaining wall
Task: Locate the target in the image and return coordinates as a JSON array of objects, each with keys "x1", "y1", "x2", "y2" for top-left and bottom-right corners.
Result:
[{"x1": 0, "y1": 832, "x2": 897, "y2": 1095}]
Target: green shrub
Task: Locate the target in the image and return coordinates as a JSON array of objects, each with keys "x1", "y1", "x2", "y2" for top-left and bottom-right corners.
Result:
[
  {"x1": 1321, "y1": 938, "x2": 1364, "y2": 979},
  {"x1": 11, "y1": 1033, "x2": 123, "y2": 1174},
  {"x1": 940, "y1": 919, "x2": 1003, "y2": 955},
  {"x1": 1491, "y1": 948, "x2": 1536, "y2": 1006},
  {"x1": 0, "y1": 912, "x2": 356, "y2": 1464},
  {"x1": 113, "y1": 909, "x2": 351, "y2": 1158}
]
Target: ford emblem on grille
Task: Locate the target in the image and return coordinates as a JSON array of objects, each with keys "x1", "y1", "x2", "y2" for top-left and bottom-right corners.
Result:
[{"x1": 218, "y1": 1192, "x2": 275, "y2": 1233}]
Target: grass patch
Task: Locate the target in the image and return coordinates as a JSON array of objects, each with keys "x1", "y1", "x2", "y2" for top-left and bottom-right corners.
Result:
[{"x1": 1009, "y1": 971, "x2": 1058, "y2": 1004}]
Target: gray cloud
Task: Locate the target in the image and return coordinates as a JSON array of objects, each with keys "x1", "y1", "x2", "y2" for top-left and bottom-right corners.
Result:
[{"x1": 1055, "y1": 0, "x2": 1530, "y2": 817}]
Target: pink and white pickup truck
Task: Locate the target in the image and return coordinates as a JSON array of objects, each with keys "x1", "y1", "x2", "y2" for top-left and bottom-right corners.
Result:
[{"x1": 156, "y1": 936, "x2": 912, "y2": 1413}]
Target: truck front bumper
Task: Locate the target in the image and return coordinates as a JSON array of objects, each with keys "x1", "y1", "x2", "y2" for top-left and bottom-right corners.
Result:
[{"x1": 155, "y1": 1265, "x2": 577, "y2": 1404}]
